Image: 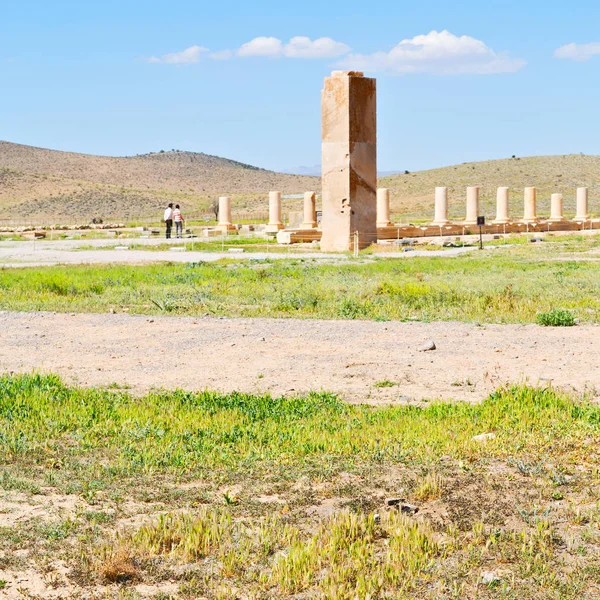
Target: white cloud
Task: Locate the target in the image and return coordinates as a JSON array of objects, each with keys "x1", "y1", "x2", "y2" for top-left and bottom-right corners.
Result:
[
  {"x1": 338, "y1": 30, "x2": 526, "y2": 75},
  {"x1": 284, "y1": 37, "x2": 351, "y2": 58},
  {"x1": 237, "y1": 37, "x2": 284, "y2": 58},
  {"x1": 147, "y1": 45, "x2": 208, "y2": 64},
  {"x1": 236, "y1": 36, "x2": 350, "y2": 59},
  {"x1": 554, "y1": 42, "x2": 600, "y2": 61}
]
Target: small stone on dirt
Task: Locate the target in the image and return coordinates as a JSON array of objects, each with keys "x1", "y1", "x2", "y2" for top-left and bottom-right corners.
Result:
[
  {"x1": 418, "y1": 340, "x2": 436, "y2": 352},
  {"x1": 400, "y1": 503, "x2": 419, "y2": 515},
  {"x1": 386, "y1": 498, "x2": 405, "y2": 506},
  {"x1": 481, "y1": 571, "x2": 501, "y2": 585}
]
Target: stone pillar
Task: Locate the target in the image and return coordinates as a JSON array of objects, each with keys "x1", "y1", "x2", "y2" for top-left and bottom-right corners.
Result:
[
  {"x1": 321, "y1": 70, "x2": 377, "y2": 251},
  {"x1": 301, "y1": 191, "x2": 317, "y2": 229},
  {"x1": 266, "y1": 191, "x2": 284, "y2": 232},
  {"x1": 432, "y1": 187, "x2": 449, "y2": 226},
  {"x1": 376, "y1": 188, "x2": 392, "y2": 227},
  {"x1": 549, "y1": 193, "x2": 564, "y2": 222},
  {"x1": 464, "y1": 186, "x2": 480, "y2": 225},
  {"x1": 522, "y1": 187, "x2": 538, "y2": 223},
  {"x1": 493, "y1": 187, "x2": 510, "y2": 224},
  {"x1": 217, "y1": 196, "x2": 235, "y2": 232},
  {"x1": 574, "y1": 187, "x2": 590, "y2": 221}
]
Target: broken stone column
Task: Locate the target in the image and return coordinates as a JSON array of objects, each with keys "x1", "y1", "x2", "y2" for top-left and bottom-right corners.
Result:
[
  {"x1": 376, "y1": 188, "x2": 393, "y2": 227},
  {"x1": 432, "y1": 187, "x2": 449, "y2": 226},
  {"x1": 549, "y1": 193, "x2": 564, "y2": 222},
  {"x1": 464, "y1": 186, "x2": 480, "y2": 225},
  {"x1": 217, "y1": 196, "x2": 235, "y2": 232},
  {"x1": 266, "y1": 191, "x2": 284, "y2": 233},
  {"x1": 493, "y1": 187, "x2": 510, "y2": 224},
  {"x1": 321, "y1": 71, "x2": 377, "y2": 251},
  {"x1": 522, "y1": 187, "x2": 538, "y2": 223},
  {"x1": 301, "y1": 191, "x2": 317, "y2": 229},
  {"x1": 574, "y1": 187, "x2": 590, "y2": 221}
]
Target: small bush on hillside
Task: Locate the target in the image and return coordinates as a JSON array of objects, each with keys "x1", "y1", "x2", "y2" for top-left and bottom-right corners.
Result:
[{"x1": 536, "y1": 309, "x2": 576, "y2": 327}]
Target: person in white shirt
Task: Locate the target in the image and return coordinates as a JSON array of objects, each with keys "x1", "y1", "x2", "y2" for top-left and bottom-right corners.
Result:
[{"x1": 163, "y1": 203, "x2": 174, "y2": 239}]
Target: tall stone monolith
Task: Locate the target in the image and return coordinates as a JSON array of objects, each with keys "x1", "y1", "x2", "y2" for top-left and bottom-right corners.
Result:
[{"x1": 321, "y1": 71, "x2": 377, "y2": 251}]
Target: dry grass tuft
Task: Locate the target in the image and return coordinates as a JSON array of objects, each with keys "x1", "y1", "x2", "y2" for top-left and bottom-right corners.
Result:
[{"x1": 98, "y1": 549, "x2": 139, "y2": 583}]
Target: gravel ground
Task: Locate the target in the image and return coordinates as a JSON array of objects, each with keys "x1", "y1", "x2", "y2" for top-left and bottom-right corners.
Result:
[
  {"x1": 0, "y1": 238, "x2": 476, "y2": 267},
  {"x1": 2, "y1": 311, "x2": 598, "y2": 403}
]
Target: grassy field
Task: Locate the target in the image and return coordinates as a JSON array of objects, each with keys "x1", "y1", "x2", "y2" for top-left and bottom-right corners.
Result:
[
  {"x1": 1, "y1": 235, "x2": 600, "y2": 323},
  {"x1": 1, "y1": 373, "x2": 600, "y2": 598}
]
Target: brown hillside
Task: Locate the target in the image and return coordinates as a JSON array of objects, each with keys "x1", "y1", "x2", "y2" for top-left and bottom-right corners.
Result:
[
  {"x1": 0, "y1": 141, "x2": 319, "y2": 222},
  {"x1": 3, "y1": 142, "x2": 600, "y2": 224},
  {"x1": 382, "y1": 154, "x2": 600, "y2": 222}
]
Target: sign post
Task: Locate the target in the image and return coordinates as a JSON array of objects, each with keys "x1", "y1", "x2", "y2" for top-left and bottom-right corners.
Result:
[{"x1": 477, "y1": 216, "x2": 485, "y2": 250}]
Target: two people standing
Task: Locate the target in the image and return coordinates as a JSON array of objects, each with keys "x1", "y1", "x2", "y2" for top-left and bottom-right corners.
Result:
[{"x1": 163, "y1": 203, "x2": 185, "y2": 239}]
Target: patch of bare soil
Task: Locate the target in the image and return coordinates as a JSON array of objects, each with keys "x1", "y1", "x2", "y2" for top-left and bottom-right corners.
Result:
[{"x1": 1, "y1": 311, "x2": 599, "y2": 403}]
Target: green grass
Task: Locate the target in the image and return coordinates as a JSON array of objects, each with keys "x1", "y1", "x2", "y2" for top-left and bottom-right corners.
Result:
[
  {"x1": 3, "y1": 373, "x2": 600, "y2": 598},
  {"x1": 1, "y1": 238, "x2": 600, "y2": 322}
]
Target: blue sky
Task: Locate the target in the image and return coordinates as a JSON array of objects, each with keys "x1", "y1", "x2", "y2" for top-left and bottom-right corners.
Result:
[{"x1": 2, "y1": 0, "x2": 600, "y2": 172}]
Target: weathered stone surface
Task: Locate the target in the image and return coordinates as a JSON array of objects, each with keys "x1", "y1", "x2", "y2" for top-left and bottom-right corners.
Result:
[
  {"x1": 549, "y1": 193, "x2": 564, "y2": 222},
  {"x1": 522, "y1": 187, "x2": 538, "y2": 223},
  {"x1": 493, "y1": 187, "x2": 510, "y2": 224},
  {"x1": 216, "y1": 196, "x2": 236, "y2": 232},
  {"x1": 376, "y1": 188, "x2": 393, "y2": 227},
  {"x1": 266, "y1": 191, "x2": 284, "y2": 233},
  {"x1": 574, "y1": 187, "x2": 590, "y2": 221},
  {"x1": 321, "y1": 71, "x2": 377, "y2": 251},
  {"x1": 464, "y1": 186, "x2": 480, "y2": 225},
  {"x1": 302, "y1": 191, "x2": 317, "y2": 229},
  {"x1": 432, "y1": 187, "x2": 449, "y2": 226}
]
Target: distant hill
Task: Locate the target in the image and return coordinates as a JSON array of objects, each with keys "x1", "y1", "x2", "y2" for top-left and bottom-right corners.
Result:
[
  {"x1": 0, "y1": 141, "x2": 319, "y2": 222},
  {"x1": 2, "y1": 142, "x2": 600, "y2": 224},
  {"x1": 382, "y1": 155, "x2": 600, "y2": 222}
]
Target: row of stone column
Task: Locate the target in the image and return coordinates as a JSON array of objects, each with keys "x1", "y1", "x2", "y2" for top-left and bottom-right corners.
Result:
[
  {"x1": 217, "y1": 191, "x2": 319, "y2": 232},
  {"x1": 431, "y1": 186, "x2": 592, "y2": 226},
  {"x1": 217, "y1": 186, "x2": 592, "y2": 232}
]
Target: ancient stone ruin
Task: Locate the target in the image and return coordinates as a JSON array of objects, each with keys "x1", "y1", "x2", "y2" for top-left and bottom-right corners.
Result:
[
  {"x1": 204, "y1": 71, "x2": 599, "y2": 247},
  {"x1": 320, "y1": 71, "x2": 377, "y2": 252}
]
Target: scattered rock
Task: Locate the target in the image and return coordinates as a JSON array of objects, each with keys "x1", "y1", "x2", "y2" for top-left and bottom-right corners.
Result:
[
  {"x1": 386, "y1": 498, "x2": 405, "y2": 507},
  {"x1": 400, "y1": 503, "x2": 419, "y2": 515},
  {"x1": 472, "y1": 432, "x2": 496, "y2": 442},
  {"x1": 418, "y1": 340, "x2": 436, "y2": 352},
  {"x1": 109, "y1": 308, "x2": 115, "y2": 314},
  {"x1": 481, "y1": 571, "x2": 501, "y2": 585}
]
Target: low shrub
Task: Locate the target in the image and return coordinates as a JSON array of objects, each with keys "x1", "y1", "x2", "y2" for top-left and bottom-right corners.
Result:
[{"x1": 536, "y1": 309, "x2": 576, "y2": 327}]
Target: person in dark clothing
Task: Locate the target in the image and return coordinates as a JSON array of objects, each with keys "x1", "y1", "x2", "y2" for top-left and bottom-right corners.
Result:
[{"x1": 163, "y1": 203, "x2": 174, "y2": 239}]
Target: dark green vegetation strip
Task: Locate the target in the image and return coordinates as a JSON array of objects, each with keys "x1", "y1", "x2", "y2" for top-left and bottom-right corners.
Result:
[
  {"x1": 1, "y1": 249, "x2": 599, "y2": 322},
  {"x1": 1, "y1": 373, "x2": 599, "y2": 480}
]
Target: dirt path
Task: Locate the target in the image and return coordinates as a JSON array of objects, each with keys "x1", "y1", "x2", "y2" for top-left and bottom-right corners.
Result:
[{"x1": 1, "y1": 311, "x2": 598, "y2": 403}]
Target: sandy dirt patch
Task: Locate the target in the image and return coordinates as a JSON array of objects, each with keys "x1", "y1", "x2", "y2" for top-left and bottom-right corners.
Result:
[{"x1": 1, "y1": 311, "x2": 599, "y2": 403}]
